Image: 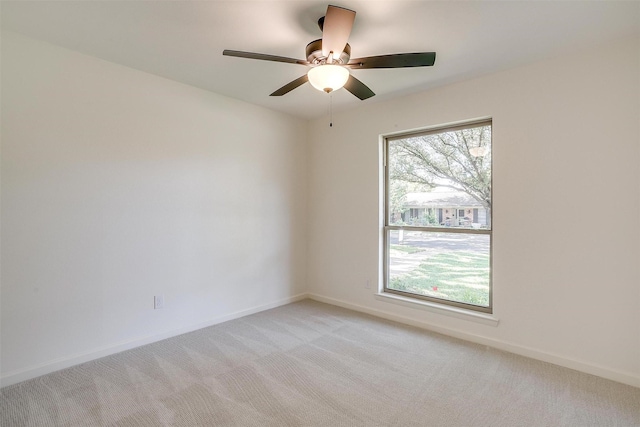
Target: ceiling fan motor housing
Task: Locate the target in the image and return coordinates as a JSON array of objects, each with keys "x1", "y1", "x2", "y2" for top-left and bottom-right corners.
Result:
[{"x1": 306, "y1": 39, "x2": 351, "y2": 65}]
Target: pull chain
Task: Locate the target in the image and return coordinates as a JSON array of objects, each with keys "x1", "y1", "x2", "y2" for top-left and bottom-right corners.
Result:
[{"x1": 329, "y1": 92, "x2": 333, "y2": 128}]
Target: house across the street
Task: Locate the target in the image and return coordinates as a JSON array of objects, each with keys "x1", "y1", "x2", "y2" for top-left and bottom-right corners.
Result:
[{"x1": 397, "y1": 187, "x2": 488, "y2": 227}]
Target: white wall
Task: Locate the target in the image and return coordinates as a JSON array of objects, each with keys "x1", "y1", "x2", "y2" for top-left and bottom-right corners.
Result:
[
  {"x1": 307, "y1": 36, "x2": 640, "y2": 387},
  {"x1": 1, "y1": 31, "x2": 307, "y2": 385}
]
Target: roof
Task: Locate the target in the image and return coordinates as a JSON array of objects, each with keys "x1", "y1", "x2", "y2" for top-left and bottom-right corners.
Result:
[{"x1": 404, "y1": 187, "x2": 482, "y2": 208}]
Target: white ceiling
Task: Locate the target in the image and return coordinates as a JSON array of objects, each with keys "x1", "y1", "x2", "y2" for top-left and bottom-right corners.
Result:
[{"x1": 2, "y1": 1, "x2": 639, "y2": 120}]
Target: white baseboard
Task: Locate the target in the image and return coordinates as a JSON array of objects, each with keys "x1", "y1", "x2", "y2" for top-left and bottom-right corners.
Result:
[
  {"x1": 0, "y1": 293, "x2": 308, "y2": 388},
  {"x1": 307, "y1": 293, "x2": 640, "y2": 389}
]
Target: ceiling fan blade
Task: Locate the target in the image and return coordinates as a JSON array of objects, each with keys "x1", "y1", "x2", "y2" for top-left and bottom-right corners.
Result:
[
  {"x1": 343, "y1": 75, "x2": 375, "y2": 100},
  {"x1": 347, "y1": 52, "x2": 436, "y2": 69},
  {"x1": 321, "y1": 5, "x2": 356, "y2": 59},
  {"x1": 223, "y1": 50, "x2": 309, "y2": 66},
  {"x1": 270, "y1": 75, "x2": 309, "y2": 96}
]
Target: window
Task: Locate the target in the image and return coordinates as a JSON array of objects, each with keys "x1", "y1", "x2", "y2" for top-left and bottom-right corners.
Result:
[{"x1": 383, "y1": 120, "x2": 492, "y2": 313}]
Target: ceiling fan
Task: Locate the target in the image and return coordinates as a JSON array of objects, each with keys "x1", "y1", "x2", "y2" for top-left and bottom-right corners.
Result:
[{"x1": 223, "y1": 5, "x2": 436, "y2": 100}]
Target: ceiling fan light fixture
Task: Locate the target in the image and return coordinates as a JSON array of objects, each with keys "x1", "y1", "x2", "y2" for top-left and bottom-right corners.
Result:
[{"x1": 307, "y1": 64, "x2": 349, "y2": 93}]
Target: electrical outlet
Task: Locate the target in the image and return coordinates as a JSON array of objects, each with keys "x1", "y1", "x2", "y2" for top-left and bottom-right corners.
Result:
[
  {"x1": 364, "y1": 279, "x2": 371, "y2": 289},
  {"x1": 154, "y1": 295, "x2": 164, "y2": 309}
]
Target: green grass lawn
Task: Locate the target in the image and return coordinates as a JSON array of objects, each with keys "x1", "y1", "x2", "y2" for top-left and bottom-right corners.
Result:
[{"x1": 389, "y1": 251, "x2": 490, "y2": 307}]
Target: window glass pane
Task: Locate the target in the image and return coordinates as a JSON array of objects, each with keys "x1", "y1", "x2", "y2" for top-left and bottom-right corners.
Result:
[
  {"x1": 387, "y1": 230, "x2": 490, "y2": 308},
  {"x1": 388, "y1": 124, "x2": 491, "y2": 230}
]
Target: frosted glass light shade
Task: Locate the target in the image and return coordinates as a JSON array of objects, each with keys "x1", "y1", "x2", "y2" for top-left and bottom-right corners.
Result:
[{"x1": 307, "y1": 65, "x2": 350, "y2": 93}]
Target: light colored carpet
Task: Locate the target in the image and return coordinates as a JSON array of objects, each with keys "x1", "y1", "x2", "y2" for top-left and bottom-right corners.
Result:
[{"x1": 1, "y1": 299, "x2": 639, "y2": 426}]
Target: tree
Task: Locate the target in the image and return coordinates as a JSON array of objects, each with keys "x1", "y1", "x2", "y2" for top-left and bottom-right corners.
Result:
[{"x1": 389, "y1": 125, "x2": 491, "y2": 225}]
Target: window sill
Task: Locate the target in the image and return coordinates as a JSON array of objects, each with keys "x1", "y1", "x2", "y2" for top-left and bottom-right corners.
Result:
[{"x1": 375, "y1": 292, "x2": 500, "y2": 326}]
